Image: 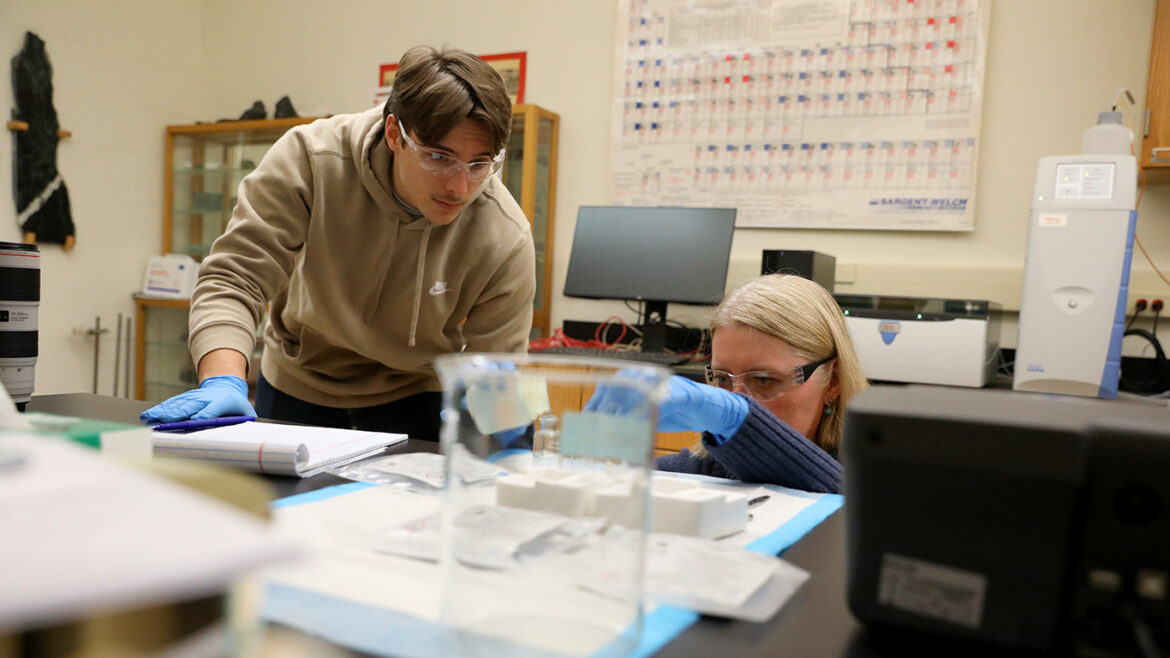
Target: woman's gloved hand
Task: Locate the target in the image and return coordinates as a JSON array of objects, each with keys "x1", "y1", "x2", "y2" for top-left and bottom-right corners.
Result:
[
  {"x1": 585, "y1": 371, "x2": 749, "y2": 443},
  {"x1": 139, "y1": 375, "x2": 257, "y2": 423},
  {"x1": 657, "y1": 375, "x2": 749, "y2": 442}
]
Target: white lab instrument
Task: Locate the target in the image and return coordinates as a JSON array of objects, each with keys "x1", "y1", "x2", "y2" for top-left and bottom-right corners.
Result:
[
  {"x1": 835, "y1": 295, "x2": 1001, "y2": 387},
  {"x1": 1013, "y1": 153, "x2": 1136, "y2": 398}
]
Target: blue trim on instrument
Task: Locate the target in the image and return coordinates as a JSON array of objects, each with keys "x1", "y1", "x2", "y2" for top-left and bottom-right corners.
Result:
[{"x1": 1099, "y1": 208, "x2": 1137, "y2": 398}]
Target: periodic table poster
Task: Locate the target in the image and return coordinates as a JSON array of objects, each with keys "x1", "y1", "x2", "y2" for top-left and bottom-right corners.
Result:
[{"x1": 610, "y1": 0, "x2": 991, "y2": 230}]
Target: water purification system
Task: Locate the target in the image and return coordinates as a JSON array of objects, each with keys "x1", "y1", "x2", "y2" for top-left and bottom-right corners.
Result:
[{"x1": 1013, "y1": 130, "x2": 1137, "y2": 397}]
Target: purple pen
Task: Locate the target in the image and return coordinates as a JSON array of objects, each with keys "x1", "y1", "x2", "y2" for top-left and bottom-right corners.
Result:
[{"x1": 152, "y1": 415, "x2": 257, "y2": 432}]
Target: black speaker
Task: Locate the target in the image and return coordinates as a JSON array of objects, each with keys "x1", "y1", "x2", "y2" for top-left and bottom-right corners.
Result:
[
  {"x1": 761, "y1": 250, "x2": 835, "y2": 292},
  {"x1": 1070, "y1": 423, "x2": 1170, "y2": 655}
]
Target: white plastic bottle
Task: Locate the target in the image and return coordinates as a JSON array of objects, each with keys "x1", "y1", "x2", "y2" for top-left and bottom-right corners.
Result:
[{"x1": 1082, "y1": 111, "x2": 1132, "y2": 155}]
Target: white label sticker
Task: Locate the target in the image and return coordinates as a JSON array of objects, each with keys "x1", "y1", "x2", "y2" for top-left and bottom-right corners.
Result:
[
  {"x1": 1038, "y1": 213, "x2": 1067, "y2": 227},
  {"x1": 877, "y1": 553, "x2": 986, "y2": 628}
]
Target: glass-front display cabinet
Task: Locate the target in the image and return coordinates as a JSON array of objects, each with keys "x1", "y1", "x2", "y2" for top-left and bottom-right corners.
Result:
[
  {"x1": 135, "y1": 117, "x2": 318, "y2": 402},
  {"x1": 502, "y1": 104, "x2": 559, "y2": 338},
  {"x1": 134, "y1": 297, "x2": 196, "y2": 403},
  {"x1": 166, "y1": 117, "x2": 317, "y2": 259}
]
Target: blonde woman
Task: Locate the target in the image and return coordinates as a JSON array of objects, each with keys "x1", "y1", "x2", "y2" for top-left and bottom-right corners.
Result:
[{"x1": 652, "y1": 274, "x2": 867, "y2": 493}]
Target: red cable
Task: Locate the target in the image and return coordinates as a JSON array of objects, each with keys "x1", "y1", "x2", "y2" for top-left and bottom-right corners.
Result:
[
  {"x1": 529, "y1": 317, "x2": 633, "y2": 352},
  {"x1": 595, "y1": 316, "x2": 628, "y2": 347}
]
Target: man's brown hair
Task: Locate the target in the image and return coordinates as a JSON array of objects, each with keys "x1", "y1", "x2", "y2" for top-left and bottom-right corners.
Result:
[{"x1": 383, "y1": 45, "x2": 512, "y2": 155}]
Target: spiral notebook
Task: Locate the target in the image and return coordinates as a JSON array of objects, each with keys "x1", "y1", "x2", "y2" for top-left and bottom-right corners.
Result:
[{"x1": 152, "y1": 422, "x2": 407, "y2": 477}]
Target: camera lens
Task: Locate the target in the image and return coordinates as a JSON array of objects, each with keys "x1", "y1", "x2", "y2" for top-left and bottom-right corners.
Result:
[{"x1": 0, "y1": 241, "x2": 40, "y2": 410}]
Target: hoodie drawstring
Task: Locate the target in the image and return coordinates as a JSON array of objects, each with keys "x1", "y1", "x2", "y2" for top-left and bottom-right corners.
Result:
[
  {"x1": 408, "y1": 222, "x2": 433, "y2": 347},
  {"x1": 363, "y1": 220, "x2": 400, "y2": 324}
]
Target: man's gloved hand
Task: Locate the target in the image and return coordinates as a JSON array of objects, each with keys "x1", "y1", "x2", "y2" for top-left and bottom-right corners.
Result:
[
  {"x1": 658, "y1": 375, "x2": 749, "y2": 443},
  {"x1": 139, "y1": 375, "x2": 257, "y2": 423},
  {"x1": 441, "y1": 406, "x2": 530, "y2": 449},
  {"x1": 586, "y1": 372, "x2": 749, "y2": 443},
  {"x1": 491, "y1": 424, "x2": 530, "y2": 448}
]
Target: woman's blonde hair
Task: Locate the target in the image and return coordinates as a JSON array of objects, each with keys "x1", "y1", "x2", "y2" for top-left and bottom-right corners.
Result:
[{"x1": 709, "y1": 273, "x2": 867, "y2": 454}]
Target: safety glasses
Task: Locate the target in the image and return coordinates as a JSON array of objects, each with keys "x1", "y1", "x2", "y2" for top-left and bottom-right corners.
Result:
[
  {"x1": 398, "y1": 121, "x2": 505, "y2": 182},
  {"x1": 705, "y1": 355, "x2": 835, "y2": 401}
]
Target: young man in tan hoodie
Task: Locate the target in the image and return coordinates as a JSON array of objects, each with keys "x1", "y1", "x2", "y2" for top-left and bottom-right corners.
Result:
[{"x1": 141, "y1": 46, "x2": 535, "y2": 441}]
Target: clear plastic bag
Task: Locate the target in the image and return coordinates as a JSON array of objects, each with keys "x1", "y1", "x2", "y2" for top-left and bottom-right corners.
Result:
[{"x1": 328, "y1": 451, "x2": 508, "y2": 493}]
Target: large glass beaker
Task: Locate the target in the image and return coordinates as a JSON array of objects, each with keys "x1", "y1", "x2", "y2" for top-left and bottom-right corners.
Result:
[{"x1": 435, "y1": 353, "x2": 671, "y2": 657}]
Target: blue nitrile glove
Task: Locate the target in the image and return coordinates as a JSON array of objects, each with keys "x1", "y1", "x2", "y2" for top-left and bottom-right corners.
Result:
[
  {"x1": 658, "y1": 375, "x2": 749, "y2": 443},
  {"x1": 586, "y1": 372, "x2": 749, "y2": 443},
  {"x1": 492, "y1": 424, "x2": 531, "y2": 448},
  {"x1": 139, "y1": 375, "x2": 257, "y2": 423},
  {"x1": 441, "y1": 406, "x2": 530, "y2": 450}
]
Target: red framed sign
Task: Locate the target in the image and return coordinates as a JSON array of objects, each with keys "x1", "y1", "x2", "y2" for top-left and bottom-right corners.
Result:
[{"x1": 379, "y1": 51, "x2": 526, "y2": 105}]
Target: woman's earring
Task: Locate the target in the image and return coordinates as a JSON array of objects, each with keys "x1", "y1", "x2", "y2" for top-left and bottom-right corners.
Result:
[{"x1": 823, "y1": 397, "x2": 837, "y2": 416}]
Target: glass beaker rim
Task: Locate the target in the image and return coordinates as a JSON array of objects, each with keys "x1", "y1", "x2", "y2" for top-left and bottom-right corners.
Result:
[{"x1": 434, "y1": 352, "x2": 674, "y2": 392}]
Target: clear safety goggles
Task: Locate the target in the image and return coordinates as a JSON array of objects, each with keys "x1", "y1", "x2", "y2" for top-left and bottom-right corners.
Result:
[
  {"x1": 399, "y1": 120, "x2": 505, "y2": 182},
  {"x1": 704, "y1": 355, "x2": 834, "y2": 401}
]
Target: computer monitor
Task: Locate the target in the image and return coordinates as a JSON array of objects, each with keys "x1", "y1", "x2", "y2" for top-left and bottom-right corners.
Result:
[{"x1": 562, "y1": 206, "x2": 737, "y2": 352}]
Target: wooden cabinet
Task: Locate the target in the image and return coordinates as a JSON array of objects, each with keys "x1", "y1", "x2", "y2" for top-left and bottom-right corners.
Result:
[
  {"x1": 1141, "y1": 0, "x2": 1170, "y2": 182},
  {"x1": 135, "y1": 118, "x2": 317, "y2": 402},
  {"x1": 502, "y1": 104, "x2": 559, "y2": 337},
  {"x1": 654, "y1": 431, "x2": 701, "y2": 458}
]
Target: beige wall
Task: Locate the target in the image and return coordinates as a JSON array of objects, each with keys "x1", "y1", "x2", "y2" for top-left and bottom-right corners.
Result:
[
  {"x1": 1, "y1": 0, "x2": 1166, "y2": 394},
  {"x1": 0, "y1": 0, "x2": 204, "y2": 394},
  {"x1": 205, "y1": 0, "x2": 1168, "y2": 347},
  {"x1": 199, "y1": 0, "x2": 624, "y2": 331}
]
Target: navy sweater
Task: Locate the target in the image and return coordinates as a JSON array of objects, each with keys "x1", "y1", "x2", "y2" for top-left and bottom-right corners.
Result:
[{"x1": 655, "y1": 397, "x2": 842, "y2": 493}]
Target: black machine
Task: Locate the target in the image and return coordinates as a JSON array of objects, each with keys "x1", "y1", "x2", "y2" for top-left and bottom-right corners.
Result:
[
  {"x1": 843, "y1": 385, "x2": 1170, "y2": 656},
  {"x1": 760, "y1": 249, "x2": 836, "y2": 292},
  {"x1": 562, "y1": 206, "x2": 736, "y2": 353}
]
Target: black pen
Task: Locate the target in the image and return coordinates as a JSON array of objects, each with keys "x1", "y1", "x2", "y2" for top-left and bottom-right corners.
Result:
[{"x1": 748, "y1": 494, "x2": 770, "y2": 508}]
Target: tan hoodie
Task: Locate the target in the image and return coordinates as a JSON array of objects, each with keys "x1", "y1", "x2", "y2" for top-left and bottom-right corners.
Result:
[{"x1": 188, "y1": 107, "x2": 535, "y2": 408}]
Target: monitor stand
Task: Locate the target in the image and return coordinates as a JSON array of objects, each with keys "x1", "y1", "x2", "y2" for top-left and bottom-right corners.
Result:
[{"x1": 640, "y1": 301, "x2": 667, "y2": 353}]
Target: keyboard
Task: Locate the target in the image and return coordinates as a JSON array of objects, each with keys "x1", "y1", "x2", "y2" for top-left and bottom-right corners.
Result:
[{"x1": 534, "y1": 346, "x2": 690, "y2": 366}]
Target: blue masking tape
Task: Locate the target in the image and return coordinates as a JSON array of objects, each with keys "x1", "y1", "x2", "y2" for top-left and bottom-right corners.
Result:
[
  {"x1": 619, "y1": 604, "x2": 700, "y2": 658},
  {"x1": 263, "y1": 582, "x2": 561, "y2": 658},
  {"x1": 270, "y1": 481, "x2": 374, "y2": 508},
  {"x1": 746, "y1": 493, "x2": 844, "y2": 556},
  {"x1": 485, "y1": 448, "x2": 530, "y2": 463}
]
